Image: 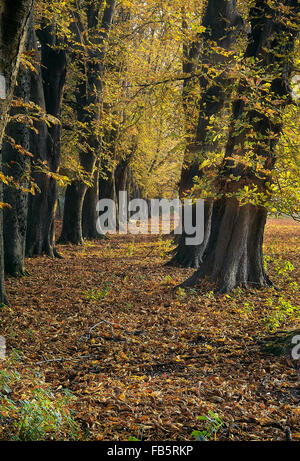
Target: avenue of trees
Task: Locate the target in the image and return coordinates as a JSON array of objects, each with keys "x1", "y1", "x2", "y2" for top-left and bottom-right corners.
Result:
[{"x1": 0, "y1": 0, "x2": 299, "y2": 304}]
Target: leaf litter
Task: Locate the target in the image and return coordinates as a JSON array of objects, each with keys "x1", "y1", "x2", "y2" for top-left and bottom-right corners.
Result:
[{"x1": 1, "y1": 218, "x2": 299, "y2": 441}]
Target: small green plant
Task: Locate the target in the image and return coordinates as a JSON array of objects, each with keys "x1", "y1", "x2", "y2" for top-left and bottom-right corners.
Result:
[
  {"x1": 264, "y1": 296, "x2": 300, "y2": 332},
  {"x1": 158, "y1": 235, "x2": 172, "y2": 259},
  {"x1": 289, "y1": 281, "x2": 298, "y2": 294},
  {"x1": 83, "y1": 283, "x2": 111, "y2": 302},
  {"x1": 0, "y1": 369, "x2": 16, "y2": 394},
  {"x1": 206, "y1": 290, "x2": 215, "y2": 300},
  {"x1": 126, "y1": 241, "x2": 135, "y2": 256},
  {"x1": 0, "y1": 367, "x2": 79, "y2": 441},
  {"x1": 192, "y1": 411, "x2": 224, "y2": 441},
  {"x1": 128, "y1": 436, "x2": 140, "y2": 441},
  {"x1": 239, "y1": 300, "x2": 255, "y2": 318},
  {"x1": 9, "y1": 348, "x2": 23, "y2": 363},
  {"x1": 13, "y1": 388, "x2": 78, "y2": 441},
  {"x1": 264, "y1": 256, "x2": 294, "y2": 277},
  {"x1": 161, "y1": 275, "x2": 173, "y2": 285},
  {"x1": 175, "y1": 287, "x2": 186, "y2": 300}
]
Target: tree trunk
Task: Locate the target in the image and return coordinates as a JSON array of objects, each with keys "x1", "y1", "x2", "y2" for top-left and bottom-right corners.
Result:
[
  {"x1": 170, "y1": 0, "x2": 243, "y2": 268},
  {"x1": 182, "y1": 198, "x2": 271, "y2": 292},
  {"x1": 82, "y1": 167, "x2": 101, "y2": 240},
  {"x1": 26, "y1": 24, "x2": 66, "y2": 257},
  {"x1": 168, "y1": 199, "x2": 213, "y2": 268},
  {"x1": 0, "y1": 0, "x2": 33, "y2": 304},
  {"x1": 182, "y1": 0, "x2": 299, "y2": 292},
  {"x1": 115, "y1": 158, "x2": 129, "y2": 196},
  {"x1": 95, "y1": 157, "x2": 117, "y2": 236},
  {"x1": 59, "y1": 126, "x2": 97, "y2": 244},
  {"x1": 0, "y1": 0, "x2": 33, "y2": 143},
  {"x1": 3, "y1": 14, "x2": 34, "y2": 275},
  {"x1": 58, "y1": 180, "x2": 86, "y2": 245},
  {"x1": 59, "y1": 67, "x2": 98, "y2": 244},
  {"x1": 99, "y1": 162, "x2": 116, "y2": 202}
]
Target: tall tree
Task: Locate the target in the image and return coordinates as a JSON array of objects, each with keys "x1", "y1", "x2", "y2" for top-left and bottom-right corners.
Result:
[
  {"x1": 182, "y1": 0, "x2": 299, "y2": 292},
  {"x1": 2, "y1": 11, "x2": 34, "y2": 276},
  {"x1": 82, "y1": 5, "x2": 131, "y2": 239},
  {"x1": 59, "y1": 0, "x2": 116, "y2": 245},
  {"x1": 0, "y1": 0, "x2": 33, "y2": 304},
  {"x1": 26, "y1": 22, "x2": 67, "y2": 257},
  {"x1": 169, "y1": 0, "x2": 243, "y2": 268}
]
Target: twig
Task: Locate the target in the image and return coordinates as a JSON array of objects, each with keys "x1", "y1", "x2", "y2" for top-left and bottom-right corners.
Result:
[
  {"x1": 89, "y1": 319, "x2": 116, "y2": 338},
  {"x1": 35, "y1": 355, "x2": 90, "y2": 365}
]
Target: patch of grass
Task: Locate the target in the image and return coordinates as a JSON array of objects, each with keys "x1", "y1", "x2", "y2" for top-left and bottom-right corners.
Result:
[
  {"x1": 264, "y1": 296, "x2": 300, "y2": 332},
  {"x1": 161, "y1": 275, "x2": 173, "y2": 285},
  {"x1": 0, "y1": 360, "x2": 79, "y2": 441},
  {"x1": 192, "y1": 411, "x2": 224, "y2": 441},
  {"x1": 175, "y1": 287, "x2": 186, "y2": 300},
  {"x1": 83, "y1": 283, "x2": 111, "y2": 302}
]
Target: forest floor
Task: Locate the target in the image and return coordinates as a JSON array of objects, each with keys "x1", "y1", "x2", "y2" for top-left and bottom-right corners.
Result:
[{"x1": 1, "y1": 218, "x2": 299, "y2": 441}]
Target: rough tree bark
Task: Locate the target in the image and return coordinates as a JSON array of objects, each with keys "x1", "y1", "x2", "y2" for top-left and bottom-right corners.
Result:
[
  {"x1": 0, "y1": 0, "x2": 33, "y2": 304},
  {"x1": 182, "y1": 0, "x2": 299, "y2": 293},
  {"x1": 169, "y1": 0, "x2": 243, "y2": 268},
  {"x1": 3, "y1": 12, "x2": 34, "y2": 275},
  {"x1": 26, "y1": 23, "x2": 66, "y2": 257},
  {"x1": 99, "y1": 156, "x2": 117, "y2": 202},
  {"x1": 82, "y1": 166, "x2": 100, "y2": 239},
  {"x1": 59, "y1": 0, "x2": 116, "y2": 245}
]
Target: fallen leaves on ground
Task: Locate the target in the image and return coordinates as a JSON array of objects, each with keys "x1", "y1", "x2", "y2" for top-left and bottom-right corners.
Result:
[{"x1": 1, "y1": 218, "x2": 299, "y2": 441}]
